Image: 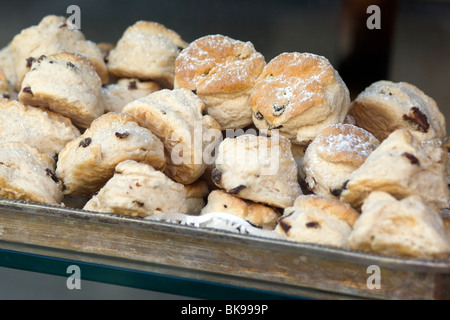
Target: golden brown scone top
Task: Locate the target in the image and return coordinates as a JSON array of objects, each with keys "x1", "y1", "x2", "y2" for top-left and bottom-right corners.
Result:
[{"x1": 175, "y1": 34, "x2": 266, "y2": 94}]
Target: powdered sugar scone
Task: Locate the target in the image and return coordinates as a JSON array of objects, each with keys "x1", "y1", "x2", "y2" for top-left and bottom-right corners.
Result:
[
  {"x1": 348, "y1": 191, "x2": 450, "y2": 259},
  {"x1": 184, "y1": 180, "x2": 209, "y2": 215},
  {"x1": 200, "y1": 190, "x2": 281, "y2": 230},
  {"x1": 0, "y1": 142, "x2": 63, "y2": 205},
  {"x1": 18, "y1": 52, "x2": 104, "y2": 129},
  {"x1": 349, "y1": 80, "x2": 446, "y2": 142},
  {"x1": 212, "y1": 133, "x2": 302, "y2": 209},
  {"x1": 174, "y1": 34, "x2": 266, "y2": 129},
  {"x1": 107, "y1": 21, "x2": 187, "y2": 89},
  {"x1": 301, "y1": 124, "x2": 380, "y2": 198},
  {"x1": 0, "y1": 98, "x2": 80, "y2": 157},
  {"x1": 339, "y1": 129, "x2": 449, "y2": 210},
  {"x1": 56, "y1": 112, "x2": 166, "y2": 196},
  {"x1": 83, "y1": 160, "x2": 187, "y2": 218},
  {"x1": 123, "y1": 88, "x2": 222, "y2": 185},
  {"x1": 250, "y1": 52, "x2": 350, "y2": 145},
  {"x1": 10, "y1": 15, "x2": 108, "y2": 90},
  {"x1": 101, "y1": 78, "x2": 161, "y2": 113},
  {"x1": 274, "y1": 195, "x2": 360, "y2": 249}
]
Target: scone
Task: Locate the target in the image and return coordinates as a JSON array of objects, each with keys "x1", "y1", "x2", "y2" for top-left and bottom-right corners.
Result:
[
  {"x1": 10, "y1": 15, "x2": 108, "y2": 90},
  {"x1": 349, "y1": 80, "x2": 446, "y2": 142},
  {"x1": 107, "y1": 21, "x2": 187, "y2": 89},
  {"x1": 18, "y1": 52, "x2": 104, "y2": 129},
  {"x1": 0, "y1": 67, "x2": 12, "y2": 99},
  {"x1": 0, "y1": 142, "x2": 63, "y2": 205},
  {"x1": 56, "y1": 112, "x2": 166, "y2": 196},
  {"x1": 123, "y1": 88, "x2": 222, "y2": 185},
  {"x1": 174, "y1": 34, "x2": 266, "y2": 129},
  {"x1": 250, "y1": 52, "x2": 350, "y2": 145},
  {"x1": 0, "y1": 98, "x2": 80, "y2": 157},
  {"x1": 339, "y1": 129, "x2": 449, "y2": 209},
  {"x1": 301, "y1": 124, "x2": 380, "y2": 198},
  {"x1": 101, "y1": 78, "x2": 161, "y2": 113},
  {"x1": 184, "y1": 180, "x2": 209, "y2": 215},
  {"x1": 0, "y1": 44, "x2": 18, "y2": 94},
  {"x1": 274, "y1": 195, "x2": 360, "y2": 249},
  {"x1": 200, "y1": 189, "x2": 281, "y2": 230},
  {"x1": 348, "y1": 191, "x2": 450, "y2": 259},
  {"x1": 83, "y1": 160, "x2": 187, "y2": 217},
  {"x1": 212, "y1": 133, "x2": 303, "y2": 208}
]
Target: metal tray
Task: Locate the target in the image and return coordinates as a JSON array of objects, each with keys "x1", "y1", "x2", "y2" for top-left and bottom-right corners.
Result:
[{"x1": 0, "y1": 198, "x2": 448, "y2": 300}]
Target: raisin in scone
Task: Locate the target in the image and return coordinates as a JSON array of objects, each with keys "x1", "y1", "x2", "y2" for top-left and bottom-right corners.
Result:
[
  {"x1": 250, "y1": 52, "x2": 350, "y2": 145},
  {"x1": 101, "y1": 78, "x2": 161, "y2": 113},
  {"x1": 212, "y1": 133, "x2": 302, "y2": 208},
  {"x1": 274, "y1": 195, "x2": 360, "y2": 249},
  {"x1": 301, "y1": 124, "x2": 379, "y2": 198},
  {"x1": 107, "y1": 21, "x2": 187, "y2": 89},
  {"x1": 10, "y1": 15, "x2": 108, "y2": 90},
  {"x1": 0, "y1": 142, "x2": 63, "y2": 205},
  {"x1": 123, "y1": 88, "x2": 221, "y2": 185},
  {"x1": 200, "y1": 190, "x2": 281, "y2": 230},
  {"x1": 83, "y1": 160, "x2": 187, "y2": 217},
  {"x1": 56, "y1": 112, "x2": 166, "y2": 196},
  {"x1": 339, "y1": 128, "x2": 449, "y2": 210},
  {"x1": 18, "y1": 52, "x2": 104, "y2": 129},
  {"x1": 348, "y1": 191, "x2": 450, "y2": 259},
  {"x1": 0, "y1": 98, "x2": 80, "y2": 157},
  {"x1": 175, "y1": 34, "x2": 266, "y2": 129},
  {"x1": 349, "y1": 80, "x2": 446, "y2": 142}
]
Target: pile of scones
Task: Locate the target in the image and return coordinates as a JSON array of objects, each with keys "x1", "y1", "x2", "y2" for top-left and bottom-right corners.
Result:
[{"x1": 0, "y1": 15, "x2": 449, "y2": 260}]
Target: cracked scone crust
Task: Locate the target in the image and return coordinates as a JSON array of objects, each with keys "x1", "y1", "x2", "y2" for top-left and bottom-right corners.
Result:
[
  {"x1": 56, "y1": 112, "x2": 166, "y2": 196},
  {"x1": 123, "y1": 88, "x2": 221, "y2": 185},
  {"x1": 18, "y1": 52, "x2": 104, "y2": 129},
  {"x1": 301, "y1": 124, "x2": 379, "y2": 198},
  {"x1": 348, "y1": 192, "x2": 450, "y2": 259},
  {"x1": 212, "y1": 133, "x2": 302, "y2": 209},
  {"x1": 275, "y1": 194, "x2": 360, "y2": 249},
  {"x1": 0, "y1": 98, "x2": 80, "y2": 157},
  {"x1": 250, "y1": 52, "x2": 350, "y2": 145},
  {"x1": 175, "y1": 34, "x2": 266, "y2": 129},
  {"x1": 0, "y1": 142, "x2": 63, "y2": 204},
  {"x1": 107, "y1": 21, "x2": 187, "y2": 89},
  {"x1": 83, "y1": 160, "x2": 187, "y2": 217}
]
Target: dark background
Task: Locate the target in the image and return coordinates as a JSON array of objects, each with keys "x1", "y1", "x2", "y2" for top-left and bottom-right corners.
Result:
[{"x1": 0, "y1": 0, "x2": 449, "y2": 299}]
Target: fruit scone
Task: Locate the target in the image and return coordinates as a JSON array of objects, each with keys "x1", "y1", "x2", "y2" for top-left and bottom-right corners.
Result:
[
  {"x1": 174, "y1": 34, "x2": 266, "y2": 130},
  {"x1": 250, "y1": 52, "x2": 351, "y2": 146},
  {"x1": 0, "y1": 98, "x2": 80, "y2": 158},
  {"x1": 0, "y1": 142, "x2": 63, "y2": 205},
  {"x1": 55, "y1": 112, "x2": 166, "y2": 197},
  {"x1": 9, "y1": 15, "x2": 108, "y2": 90},
  {"x1": 107, "y1": 21, "x2": 187, "y2": 89}
]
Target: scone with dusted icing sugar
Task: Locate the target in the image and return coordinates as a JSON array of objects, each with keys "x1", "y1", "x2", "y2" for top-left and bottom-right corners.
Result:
[
  {"x1": 0, "y1": 98, "x2": 80, "y2": 157},
  {"x1": 339, "y1": 129, "x2": 449, "y2": 210},
  {"x1": 18, "y1": 52, "x2": 104, "y2": 129},
  {"x1": 123, "y1": 88, "x2": 222, "y2": 185},
  {"x1": 10, "y1": 15, "x2": 108, "y2": 90},
  {"x1": 184, "y1": 180, "x2": 209, "y2": 215},
  {"x1": 349, "y1": 191, "x2": 450, "y2": 259},
  {"x1": 200, "y1": 190, "x2": 281, "y2": 230},
  {"x1": 101, "y1": 78, "x2": 161, "y2": 113},
  {"x1": 274, "y1": 195, "x2": 360, "y2": 249},
  {"x1": 0, "y1": 142, "x2": 63, "y2": 205},
  {"x1": 175, "y1": 34, "x2": 266, "y2": 129},
  {"x1": 56, "y1": 112, "x2": 166, "y2": 196},
  {"x1": 83, "y1": 160, "x2": 187, "y2": 217},
  {"x1": 212, "y1": 133, "x2": 302, "y2": 208},
  {"x1": 251, "y1": 52, "x2": 350, "y2": 145},
  {"x1": 301, "y1": 124, "x2": 380, "y2": 198},
  {"x1": 107, "y1": 21, "x2": 187, "y2": 89},
  {"x1": 349, "y1": 80, "x2": 446, "y2": 142}
]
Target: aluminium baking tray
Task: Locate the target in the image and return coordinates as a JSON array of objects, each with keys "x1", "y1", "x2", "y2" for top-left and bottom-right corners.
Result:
[{"x1": 0, "y1": 198, "x2": 448, "y2": 300}]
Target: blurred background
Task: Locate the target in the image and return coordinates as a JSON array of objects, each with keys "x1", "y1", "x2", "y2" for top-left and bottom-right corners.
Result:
[{"x1": 0, "y1": 0, "x2": 449, "y2": 299}]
